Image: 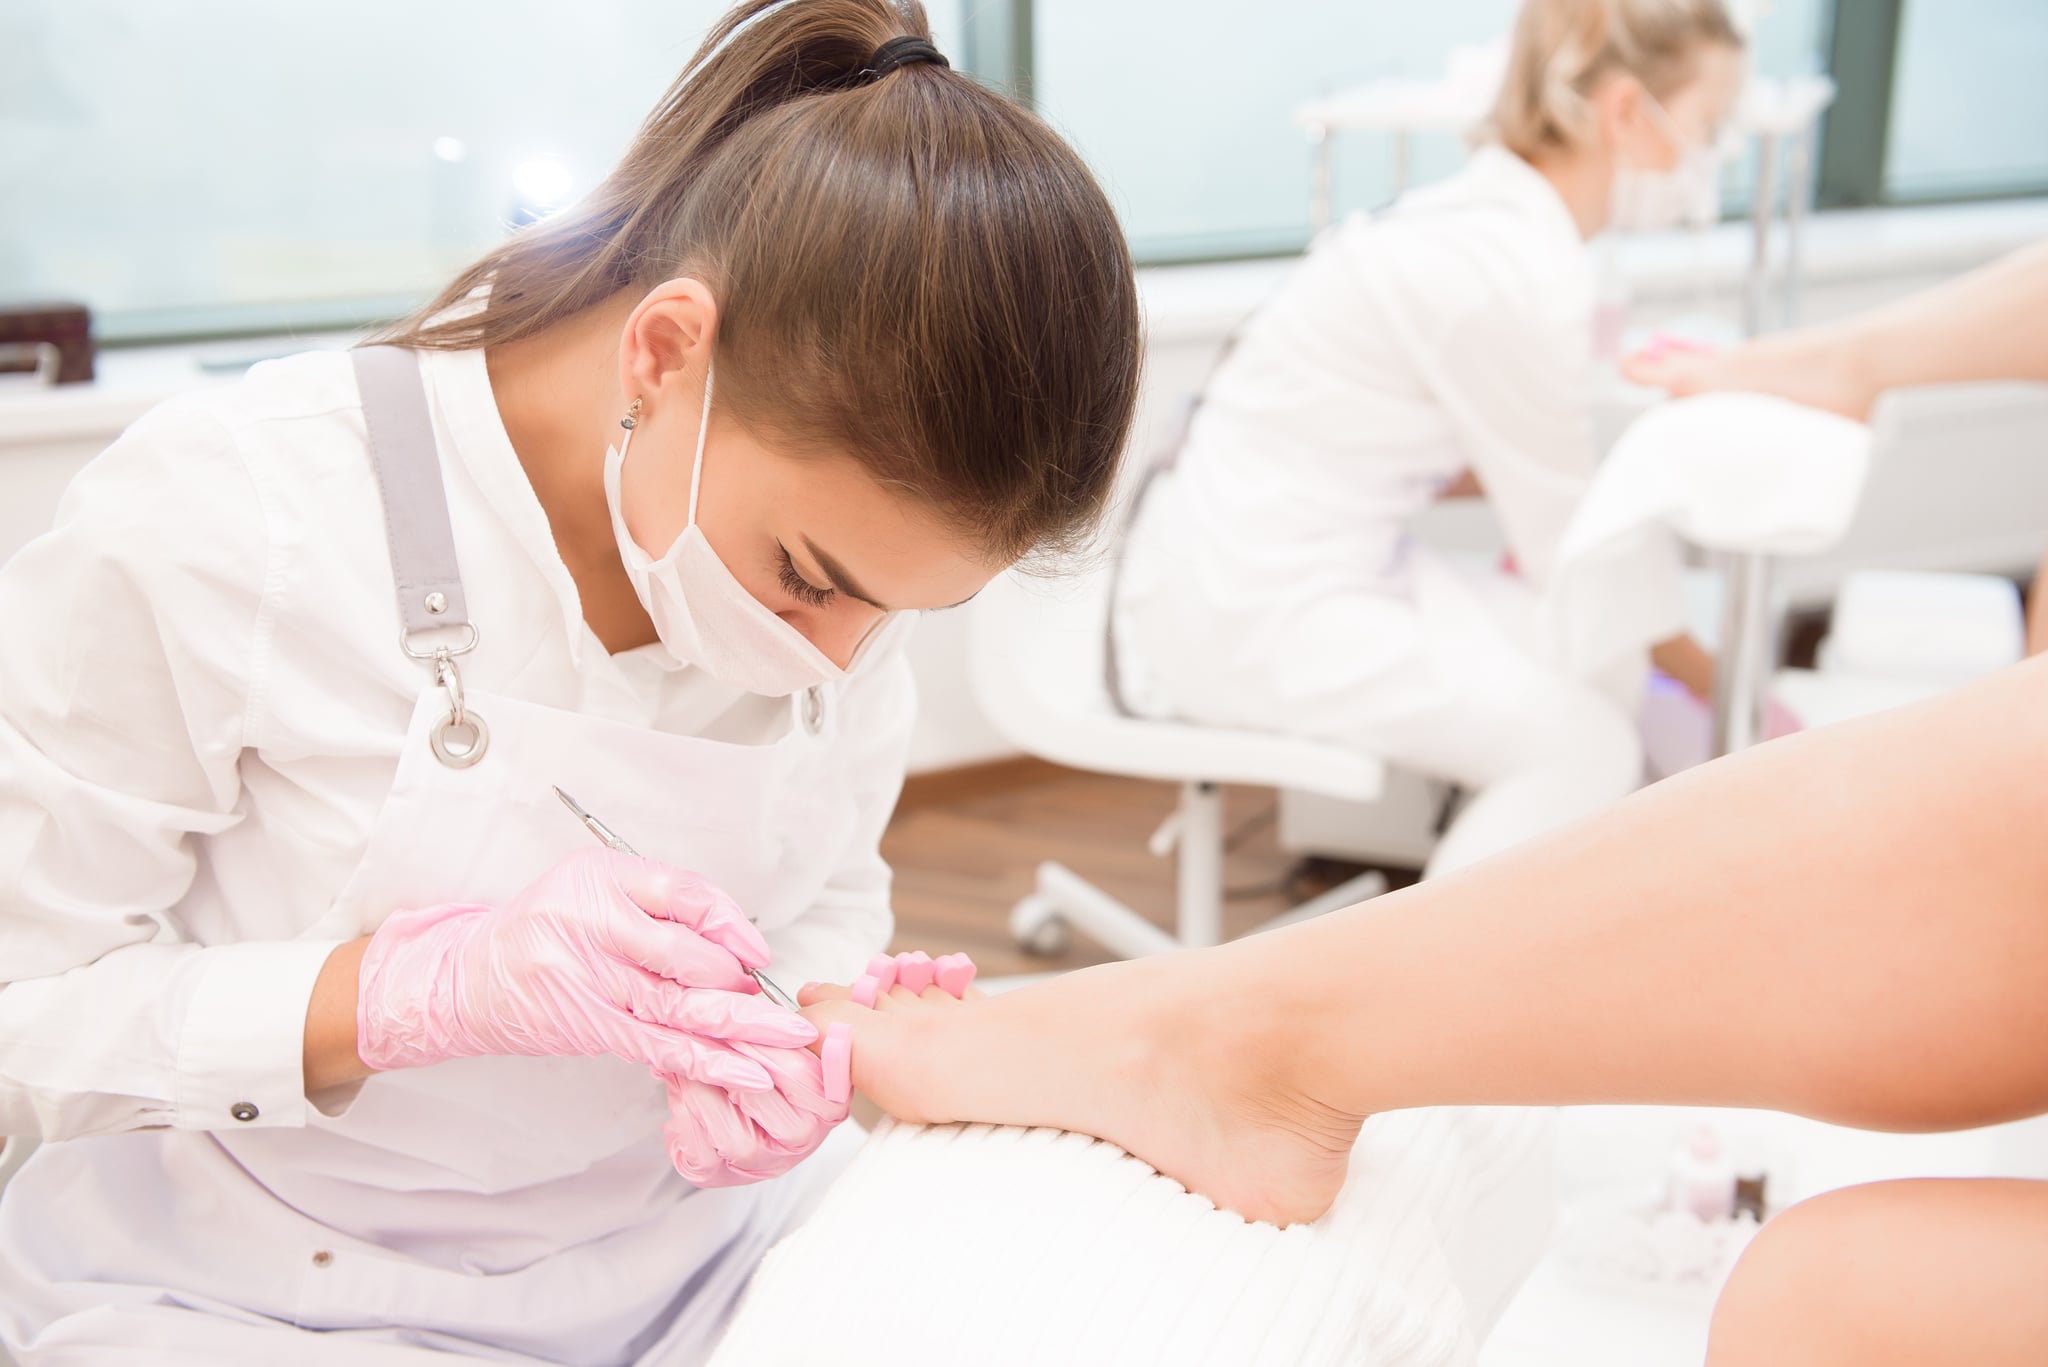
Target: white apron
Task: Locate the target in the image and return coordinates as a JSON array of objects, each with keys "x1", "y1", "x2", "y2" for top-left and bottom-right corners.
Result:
[{"x1": 0, "y1": 348, "x2": 862, "y2": 1366}]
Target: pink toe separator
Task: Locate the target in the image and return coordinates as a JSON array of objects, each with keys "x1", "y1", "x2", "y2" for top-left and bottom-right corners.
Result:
[
  {"x1": 850, "y1": 974, "x2": 881, "y2": 1009},
  {"x1": 866, "y1": 952, "x2": 899, "y2": 994},
  {"x1": 1642, "y1": 332, "x2": 1715, "y2": 361},
  {"x1": 821, "y1": 1023, "x2": 853, "y2": 1106},
  {"x1": 934, "y1": 953, "x2": 978, "y2": 998},
  {"x1": 896, "y1": 951, "x2": 935, "y2": 994}
]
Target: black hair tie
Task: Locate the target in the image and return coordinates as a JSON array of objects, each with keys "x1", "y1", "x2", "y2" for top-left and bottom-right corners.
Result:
[{"x1": 865, "y1": 35, "x2": 948, "y2": 78}]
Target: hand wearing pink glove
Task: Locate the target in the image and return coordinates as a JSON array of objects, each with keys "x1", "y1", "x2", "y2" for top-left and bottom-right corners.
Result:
[
  {"x1": 661, "y1": 1033, "x2": 851, "y2": 1186},
  {"x1": 656, "y1": 950, "x2": 981, "y2": 1185},
  {"x1": 356, "y1": 846, "x2": 815, "y2": 1094}
]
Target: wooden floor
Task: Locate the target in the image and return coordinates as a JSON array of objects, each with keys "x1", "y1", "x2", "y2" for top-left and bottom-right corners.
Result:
[{"x1": 879, "y1": 761, "x2": 1405, "y2": 979}]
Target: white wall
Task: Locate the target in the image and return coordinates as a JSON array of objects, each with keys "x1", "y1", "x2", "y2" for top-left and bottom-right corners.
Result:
[{"x1": 4, "y1": 199, "x2": 2047, "y2": 773}]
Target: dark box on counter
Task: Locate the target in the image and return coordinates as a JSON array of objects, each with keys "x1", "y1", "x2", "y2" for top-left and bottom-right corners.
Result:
[{"x1": 0, "y1": 302, "x2": 95, "y2": 385}]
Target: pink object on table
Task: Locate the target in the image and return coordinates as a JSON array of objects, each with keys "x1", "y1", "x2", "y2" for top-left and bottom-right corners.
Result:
[
  {"x1": 850, "y1": 974, "x2": 882, "y2": 1008},
  {"x1": 934, "y1": 953, "x2": 978, "y2": 999},
  {"x1": 895, "y1": 950, "x2": 936, "y2": 994},
  {"x1": 866, "y1": 952, "x2": 899, "y2": 995},
  {"x1": 821, "y1": 1023, "x2": 854, "y2": 1105}
]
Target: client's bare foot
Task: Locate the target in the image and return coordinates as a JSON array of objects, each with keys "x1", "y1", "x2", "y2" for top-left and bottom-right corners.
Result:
[
  {"x1": 1621, "y1": 327, "x2": 1875, "y2": 422},
  {"x1": 800, "y1": 951, "x2": 1365, "y2": 1227}
]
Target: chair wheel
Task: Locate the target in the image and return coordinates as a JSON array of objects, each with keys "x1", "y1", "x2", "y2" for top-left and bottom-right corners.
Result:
[{"x1": 1010, "y1": 896, "x2": 1070, "y2": 957}]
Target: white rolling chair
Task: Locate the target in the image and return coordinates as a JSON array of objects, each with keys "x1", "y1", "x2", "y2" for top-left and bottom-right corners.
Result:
[{"x1": 968, "y1": 559, "x2": 1389, "y2": 960}]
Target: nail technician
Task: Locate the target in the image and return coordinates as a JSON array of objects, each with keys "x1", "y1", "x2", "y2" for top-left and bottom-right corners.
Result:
[
  {"x1": 1112, "y1": 0, "x2": 1743, "y2": 875},
  {"x1": 0, "y1": 1, "x2": 1139, "y2": 1361}
]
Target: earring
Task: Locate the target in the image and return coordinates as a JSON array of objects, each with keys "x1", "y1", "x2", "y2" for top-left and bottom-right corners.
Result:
[{"x1": 620, "y1": 397, "x2": 642, "y2": 431}]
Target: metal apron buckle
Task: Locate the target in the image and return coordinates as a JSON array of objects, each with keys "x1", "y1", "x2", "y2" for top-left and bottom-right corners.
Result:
[
  {"x1": 795, "y1": 685, "x2": 827, "y2": 736},
  {"x1": 419, "y1": 637, "x2": 489, "y2": 769}
]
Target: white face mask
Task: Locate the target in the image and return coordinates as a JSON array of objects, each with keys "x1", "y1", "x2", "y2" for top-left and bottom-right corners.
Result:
[
  {"x1": 603, "y1": 359, "x2": 900, "y2": 696},
  {"x1": 1609, "y1": 92, "x2": 1725, "y2": 233}
]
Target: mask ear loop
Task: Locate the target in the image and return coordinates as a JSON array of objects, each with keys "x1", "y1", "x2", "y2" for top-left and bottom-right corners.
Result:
[
  {"x1": 1638, "y1": 88, "x2": 1693, "y2": 160},
  {"x1": 686, "y1": 358, "x2": 715, "y2": 529}
]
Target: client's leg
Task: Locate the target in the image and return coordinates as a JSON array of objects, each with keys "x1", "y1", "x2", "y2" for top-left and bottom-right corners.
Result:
[
  {"x1": 806, "y1": 657, "x2": 2048, "y2": 1227},
  {"x1": 1705, "y1": 1178, "x2": 2048, "y2": 1366}
]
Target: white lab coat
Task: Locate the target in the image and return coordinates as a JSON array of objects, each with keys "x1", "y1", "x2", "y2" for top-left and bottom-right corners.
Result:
[
  {"x1": 0, "y1": 346, "x2": 909, "y2": 1363},
  {"x1": 1114, "y1": 146, "x2": 1644, "y2": 874}
]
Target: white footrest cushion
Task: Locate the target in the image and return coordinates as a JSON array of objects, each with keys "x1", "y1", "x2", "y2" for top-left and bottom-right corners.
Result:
[{"x1": 711, "y1": 1107, "x2": 1556, "y2": 1367}]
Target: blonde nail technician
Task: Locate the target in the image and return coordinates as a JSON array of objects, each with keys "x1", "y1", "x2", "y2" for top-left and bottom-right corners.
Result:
[
  {"x1": 1112, "y1": 0, "x2": 1743, "y2": 875},
  {"x1": 0, "y1": 1, "x2": 1139, "y2": 1361}
]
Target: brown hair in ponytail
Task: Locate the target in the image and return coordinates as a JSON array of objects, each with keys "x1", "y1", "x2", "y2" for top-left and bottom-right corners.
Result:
[{"x1": 381, "y1": 0, "x2": 1140, "y2": 560}]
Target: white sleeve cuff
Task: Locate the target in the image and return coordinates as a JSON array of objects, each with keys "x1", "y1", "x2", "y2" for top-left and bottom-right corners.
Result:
[{"x1": 174, "y1": 939, "x2": 344, "y2": 1131}]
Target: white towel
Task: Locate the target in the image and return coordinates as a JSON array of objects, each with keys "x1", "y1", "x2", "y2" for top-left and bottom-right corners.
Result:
[
  {"x1": 708, "y1": 1107, "x2": 1555, "y2": 1367},
  {"x1": 1545, "y1": 392, "x2": 1872, "y2": 681}
]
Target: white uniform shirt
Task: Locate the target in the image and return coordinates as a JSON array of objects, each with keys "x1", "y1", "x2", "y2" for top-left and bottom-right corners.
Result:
[
  {"x1": 0, "y1": 346, "x2": 912, "y2": 1143},
  {"x1": 1143, "y1": 144, "x2": 1597, "y2": 631}
]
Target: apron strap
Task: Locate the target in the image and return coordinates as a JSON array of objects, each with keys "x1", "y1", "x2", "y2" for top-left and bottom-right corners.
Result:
[{"x1": 350, "y1": 345, "x2": 473, "y2": 644}]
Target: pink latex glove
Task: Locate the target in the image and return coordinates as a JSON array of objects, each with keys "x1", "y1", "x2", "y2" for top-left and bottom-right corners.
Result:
[
  {"x1": 657, "y1": 947, "x2": 984, "y2": 1187},
  {"x1": 357, "y1": 846, "x2": 815, "y2": 1093},
  {"x1": 1621, "y1": 333, "x2": 1723, "y2": 396},
  {"x1": 1633, "y1": 331, "x2": 1716, "y2": 364},
  {"x1": 661, "y1": 1028, "x2": 853, "y2": 1186}
]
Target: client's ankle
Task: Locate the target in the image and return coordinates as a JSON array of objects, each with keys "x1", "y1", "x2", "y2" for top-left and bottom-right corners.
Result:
[{"x1": 1094, "y1": 951, "x2": 1363, "y2": 1226}]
